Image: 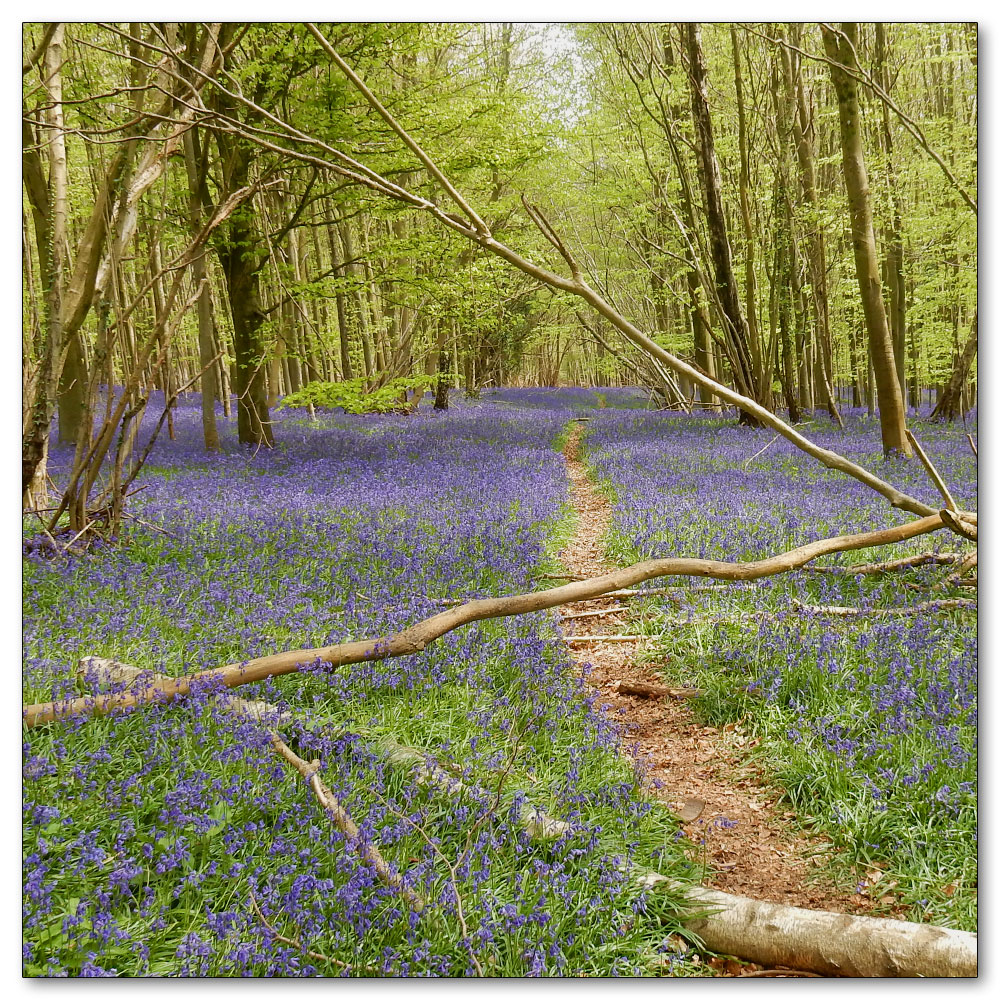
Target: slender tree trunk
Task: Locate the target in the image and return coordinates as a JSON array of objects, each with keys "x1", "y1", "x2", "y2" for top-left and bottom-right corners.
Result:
[
  {"x1": 685, "y1": 23, "x2": 761, "y2": 424},
  {"x1": 328, "y1": 220, "x2": 354, "y2": 381},
  {"x1": 784, "y1": 25, "x2": 842, "y2": 427},
  {"x1": 731, "y1": 27, "x2": 763, "y2": 394},
  {"x1": 930, "y1": 311, "x2": 977, "y2": 421},
  {"x1": 874, "y1": 24, "x2": 907, "y2": 394},
  {"x1": 822, "y1": 23, "x2": 911, "y2": 455}
]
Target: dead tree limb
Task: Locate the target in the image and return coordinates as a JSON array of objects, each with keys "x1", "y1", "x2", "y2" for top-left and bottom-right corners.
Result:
[
  {"x1": 23, "y1": 514, "x2": 946, "y2": 727},
  {"x1": 77, "y1": 657, "x2": 568, "y2": 841},
  {"x1": 640, "y1": 873, "x2": 977, "y2": 978},
  {"x1": 940, "y1": 509, "x2": 978, "y2": 543},
  {"x1": 268, "y1": 733, "x2": 426, "y2": 913},
  {"x1": 905, "y1": 430, "x2": 957, "y2": 511},
  {"x1": 792, "y1": 598, "x2": 976, "y2": 617},
  {"x1": 806, "y1": 552, "x2": 962, "y2": 576}
]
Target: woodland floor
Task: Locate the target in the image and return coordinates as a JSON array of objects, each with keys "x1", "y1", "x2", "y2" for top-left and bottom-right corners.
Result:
[{"x1": 558, "y1": 420, "x2": 902, "y2": 921}]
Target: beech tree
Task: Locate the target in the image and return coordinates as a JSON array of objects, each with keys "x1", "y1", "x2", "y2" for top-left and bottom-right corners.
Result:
[{"x1": 821, "y1": 22, "x2": 911, "y2": 456}]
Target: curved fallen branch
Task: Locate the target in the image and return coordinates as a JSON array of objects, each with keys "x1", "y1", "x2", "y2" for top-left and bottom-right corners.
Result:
[
  {"x1": 23, "y1": 514, "x2": 946, "y2": 727},
  {"x1": 641, "y1": 873, "x2": 976, "y2": 978}
]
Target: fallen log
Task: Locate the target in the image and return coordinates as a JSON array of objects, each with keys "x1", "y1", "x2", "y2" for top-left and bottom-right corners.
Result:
[
  {"x1": 22, "y1": 513, "x2": 946, "y2": 727},
  {"x1": 77, "y1": 658, "x2": 569, "y2": 841},
  {"x1": 640, "y1": 873, "x2": 977, "y2": 978}
]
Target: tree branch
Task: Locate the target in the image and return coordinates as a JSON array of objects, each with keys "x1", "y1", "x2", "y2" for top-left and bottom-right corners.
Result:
[{"x1": 23, "y1": 514, "x2": 946, "y2": 726}]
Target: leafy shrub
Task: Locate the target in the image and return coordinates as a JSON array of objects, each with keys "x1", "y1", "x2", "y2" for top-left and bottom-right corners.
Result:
[{"x1": 277, "y1": 375, "x2": 440, "y2": 415}]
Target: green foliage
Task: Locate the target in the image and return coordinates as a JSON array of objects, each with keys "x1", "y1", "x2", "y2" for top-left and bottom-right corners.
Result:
[{"x1": 277, "y1": 375, "x2": 441, "y2": 414}]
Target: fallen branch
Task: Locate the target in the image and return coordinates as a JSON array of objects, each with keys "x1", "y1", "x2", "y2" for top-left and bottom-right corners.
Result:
[
  {"x1": 792, "y1": 598, "x2": 976, "y2": 617},
  {"x1": 614, "y1": 680, "x2": 699, "y2": 700},
  {"x1": 22, "y1": 514, "x2": 946, "y2": 726},
  {"x1": 269, "y1": 733, "x2": 426, "y2": 913},
  {"x1": 379, "y1": 739, "x2": 570, "y2": 840},
  {"x1": 640, "y1": 873, "x2": 977, "y2": 978},
  {"x1": 806, "y1": 552, "x2": 962, "y2": 576},
  {"x1": 906, "y1": 430, "x2": 957, "y2": 511},
  {"x1": 564, "y1": 634, "x2": 647, "y2": 643},
  {"x1": 79, "y1": 657, "x2": 568, "y2": 841},
  {"x1": 937, "y1": 552, "x2": 978, "y2": 591},
  {"x1": 940, "y1": 509, "x2": 978, "y2": 543},
  {"x1": 560, "y1": 607, "x2": 626, "y2": 621}
]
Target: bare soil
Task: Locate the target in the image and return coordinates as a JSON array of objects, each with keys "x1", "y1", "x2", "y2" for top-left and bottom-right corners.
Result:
[{"x1": 558, "y1": 420, "x2": 895, "y2": 919}]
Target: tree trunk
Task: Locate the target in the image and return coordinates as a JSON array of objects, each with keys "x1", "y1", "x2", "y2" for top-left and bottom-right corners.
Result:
[
  {"x1": 874, "y1": 24, "x2": 908, "y2": 394},
  {"x1": 822, "y1": 23, "x2": 911, "y2": 456},
  {"x1": 685, "y1": 23, "x2": 761, "y2": 424},
  {"x1": 328, "y1": 220, "x2": 355, "y2": 381},
  {"x1": 731, "y1": 27, "x2": 763, "y2": 395},
  {"x1": 784, "y1": 25, "x2": 842, "y2": 427},
  {"x1": 215, "y1": 139, "x2": 272, "y2": 447},
  {"x1": 930, "y1": 311, "x2": 977, "y2": 421}
]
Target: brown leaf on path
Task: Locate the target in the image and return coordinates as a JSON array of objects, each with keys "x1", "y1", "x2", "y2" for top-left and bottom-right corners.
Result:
[{"x1": 676, "y1": 797, "x2": 706, "y2": 822}]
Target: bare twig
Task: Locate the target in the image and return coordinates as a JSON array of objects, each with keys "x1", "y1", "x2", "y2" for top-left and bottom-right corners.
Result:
[
  {"x1": 371, "y1": 792, "x2": 484, "y2": 976},
  {"x1": 743, "y1": 435, "x2": 779, "y2": 468},
  {"x1": 615, "y1": 680, "x2": 700, "y2": 700},
  {"x1": 560, "y1": 607, "x2": 627, "y2": 621},
  {"x1": 806, "y1": 552, "x2": 962, "y2": 576},
  {"x1": 248, "y1": 891, "x2": 370, "y2": 973},
  {"x1": 966, "y1": 433, "x2": 978, "y2": 458},
  {"x1": 563, "y1": 634, "x2": 648, "y2": 643}
]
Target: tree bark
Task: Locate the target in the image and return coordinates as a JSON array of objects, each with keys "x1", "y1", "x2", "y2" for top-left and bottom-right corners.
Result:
[
  {"x1": 215, "y1": 136, "x2": 272, "y2": 447},
  {"x1": 783, "y1": 25, "x2": 842, "y2": 427},
  {"x1": 731, "y1": 27, "x2": 763, "y2": 395},
  {"x1": 822, "y1": 23, "x2": 911, "y2": 456},
  {"x1": 685, "y1": 24, "x2": 761, "y2": 424},
  {"x1": 641, "y1": 874, "x2": 976, "y2": 978},
  {"x1": 930, "y1": 311, "x2": 977, "y2": 421},
  {"x1": 181, "y1": 121, "x2": 219, "y2": 450},
  {"x1": 874, "y1": 24, "x2": 908, "y2": 393}
]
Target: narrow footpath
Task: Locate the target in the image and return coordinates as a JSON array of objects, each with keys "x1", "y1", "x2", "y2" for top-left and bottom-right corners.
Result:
[{"x1": 557, "y1": 420, "x2": 885, "y2": 916}]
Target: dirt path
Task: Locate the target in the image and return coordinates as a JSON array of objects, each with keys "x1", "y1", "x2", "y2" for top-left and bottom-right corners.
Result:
[{"x1": 557, "y1": 420, "x2": 882, "y2": 915}]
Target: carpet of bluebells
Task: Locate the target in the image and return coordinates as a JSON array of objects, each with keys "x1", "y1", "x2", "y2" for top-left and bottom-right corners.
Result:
[
  {"x1": 22, "y1": 388, "x2": 977, "y2": 977},
  {"x1": 584, "y1": 404, "x2": 978, "y2": 929},
  {"x1": 23, "y1": 388, "x2": 691, "y2": 978}
]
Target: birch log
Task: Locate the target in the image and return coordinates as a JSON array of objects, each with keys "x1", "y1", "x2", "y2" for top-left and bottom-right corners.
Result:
[{"x1": 641, "y1": 874, "x2": 977, "y2": 978}]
